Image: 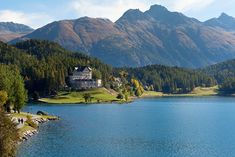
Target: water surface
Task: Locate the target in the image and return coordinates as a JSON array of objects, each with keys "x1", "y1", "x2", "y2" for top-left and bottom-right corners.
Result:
[{"x1": 17, "y1": 97, "x2": 235, "y2": 157}]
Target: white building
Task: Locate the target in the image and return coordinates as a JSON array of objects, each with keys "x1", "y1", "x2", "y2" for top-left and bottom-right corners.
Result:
[{"x1": 69, "y1": 66, "x2": 102, "y2": 89}]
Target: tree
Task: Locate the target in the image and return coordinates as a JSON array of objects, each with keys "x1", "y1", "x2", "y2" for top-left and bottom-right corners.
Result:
[
  {"x1": 0, "y1": 111, "x2": 19, "y2": 157},
  {"x1": 32, "y1": 91, "x2": 40, "y2": 101},
  {"x1": 83, "y1": 93, "x2": 92, "y2": 103},
  {"x1": 12, "y1": 74, "x2": 28, "y2": 113},
  {"x1": 0, "y1": 64, "x2": 27, "y2": 113},
  {"x1": 124, "y1": 93, "x2": 129, "y2": 101},
  {"x1": 0, "y1": 90, "x2": 8, "y2": 110},
  {"x1": 116, "y1": 93, "x2": 124, "y2": 99}
]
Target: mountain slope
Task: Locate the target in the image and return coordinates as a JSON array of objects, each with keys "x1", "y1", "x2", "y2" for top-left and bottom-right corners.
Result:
[
  {"x1": 205, "y1": 13, "x2": 235, "y2": 31},
  {"x1": 11, "y1": 5, "x2": 235, "y2": 68},
  {"x1": 0, "y1": 22, "x2": 33, "y2": 42}
]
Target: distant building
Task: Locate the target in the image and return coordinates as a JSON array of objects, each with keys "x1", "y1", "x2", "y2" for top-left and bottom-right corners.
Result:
[{"x1": 69, "y1": 66, "x2": 102, "y2": 89}]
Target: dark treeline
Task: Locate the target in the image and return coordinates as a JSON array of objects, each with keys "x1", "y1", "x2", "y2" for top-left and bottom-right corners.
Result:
[
  {"x1": 0, "y1": 40, "x2": 112, "y2": 96},
  {"x1": 202, "y1": 59, "x2": 235, "y2": 84},
  {"x1": 202, "y1": 59, "x2": 235, "y2": 94},
  {"x1": 219, "y1": 78, "x2": 235, "y2": 94},
  {"x1": 116, "y1": 65, "x2": 217, "y2": 93}
]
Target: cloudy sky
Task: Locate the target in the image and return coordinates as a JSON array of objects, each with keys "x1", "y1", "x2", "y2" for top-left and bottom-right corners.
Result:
[{"x1": 0, "y1": 0, "x2": 234, "y2": 29}]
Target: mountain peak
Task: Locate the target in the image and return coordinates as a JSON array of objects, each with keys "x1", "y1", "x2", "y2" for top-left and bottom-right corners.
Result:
[
  {"x1": 116, "y1": 9, "x2": 145, "y2": 22},
  {"x1": 205, "y1": 12, "x2": 235, "y2": 31},
  {"x1": 149, "y1": 4, "x2": 168, "y2": 12},
  {"x1": 220, "y1": 12, "x2": 228, "y2": 17},
  {"x1": 0, "y1": 22, "x2": 33, "y2": 33},
  {"x1": 218, "y1": 12, "x2": 234, "y2": 20}
]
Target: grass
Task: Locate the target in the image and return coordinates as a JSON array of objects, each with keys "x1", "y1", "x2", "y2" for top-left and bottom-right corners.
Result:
[
  {"x1": 140, "y1": 86, "x2": 219, "y2": 98},
  {"x1": 39, "y1": 86, "x2": 220, "y2": 104},
  {"x1": 39, "y1": 88, "x2": 120, "y2": 104},
  {"x1": 141, "y1": 91, "x2": 164, "y2": 97},
  {"x1": 11, "y1": 112, "x2": 57, "y2": 119},
  {"x1": 166, "y1": 86, "x2": 219, "y2": 97}
]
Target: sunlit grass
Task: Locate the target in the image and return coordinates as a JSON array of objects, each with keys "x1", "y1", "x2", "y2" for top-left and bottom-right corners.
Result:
[{"x1": 39, "y1": 88, "x2": 119, "y2": 104}]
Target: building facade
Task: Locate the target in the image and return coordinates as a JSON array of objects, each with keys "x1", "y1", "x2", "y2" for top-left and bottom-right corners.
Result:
[{"x1": 69, "y1": 66, "x2": 102, "y2": 89}]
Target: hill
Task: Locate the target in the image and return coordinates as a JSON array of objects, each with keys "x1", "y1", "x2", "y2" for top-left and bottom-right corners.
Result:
[
  {"x1": 0, "y1": 22, "x2": 33, "y2": 42},
  {"x1": 116, "y1": 65, "x2": 216, "y2": 93},
  {"x1": 0, "y1": 40, "x2": 112, "y2": 95},
  {"x1": 0, "y1": 39, "x2": 219, "y2": 97},
  {"x1": 202, "y1": 59, "x2": 235, "y2": 84},
  {"x1": 11, "y1": 4, "x2": 235, "y2": 68}
]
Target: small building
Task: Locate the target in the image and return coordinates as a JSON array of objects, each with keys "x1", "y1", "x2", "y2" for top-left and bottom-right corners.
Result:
[{"x1": 69, "y1": 66, "x2": 102, "y2": 89}]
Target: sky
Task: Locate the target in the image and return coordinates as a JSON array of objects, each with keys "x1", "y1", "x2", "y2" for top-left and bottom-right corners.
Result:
[{"x1": 0, "y1": 0, "x2": 235, "y2": 29}]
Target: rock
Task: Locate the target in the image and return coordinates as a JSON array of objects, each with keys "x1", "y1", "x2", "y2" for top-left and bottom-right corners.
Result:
[{"x1": 36, "y1": 111, "x2": 49, "y2": 116}]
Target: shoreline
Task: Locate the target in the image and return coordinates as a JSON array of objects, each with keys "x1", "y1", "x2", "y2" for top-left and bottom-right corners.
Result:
[
  {"x1": 37, "y1": 93, "x2": 235, "y2": 105},
  {"x1": 9, "y1": 112, "x2": 59, "y2": 141}
]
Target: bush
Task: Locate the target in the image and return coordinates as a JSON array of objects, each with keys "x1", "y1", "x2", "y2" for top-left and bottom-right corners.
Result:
[
  {"x1": 116, "y1": 93, "x2": 124, "y2": 99},
  {"x1": 37, "y1": 111, "x2": 48, "y2": 116}
]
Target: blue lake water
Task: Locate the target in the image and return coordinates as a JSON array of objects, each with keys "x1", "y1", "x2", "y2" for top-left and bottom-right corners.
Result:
[{"x1": 17, "y1": 97, "x2": 235, "y2": 157}]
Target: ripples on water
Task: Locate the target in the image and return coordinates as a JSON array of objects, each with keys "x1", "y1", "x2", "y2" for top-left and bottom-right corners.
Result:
[{"x1": 17, "y1": 97, "x2": 235, "y2": 157}]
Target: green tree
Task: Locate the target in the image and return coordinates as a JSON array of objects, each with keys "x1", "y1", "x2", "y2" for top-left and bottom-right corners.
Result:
[
  {"x1": 0, "y1": 64, "x2": 27, "y2": 113},
  {"x1": 116, "y1": 93, "x2": 124, "y2": 99},
  {"x1": 0, "y1": 111, "x2": 19, "y2": 157},
  {"x1": 83, "y1": 93, "x2": 92, "y2": 103},
  {"x1": 0, "y1": 90, "x2": 8, "y2": 110}
]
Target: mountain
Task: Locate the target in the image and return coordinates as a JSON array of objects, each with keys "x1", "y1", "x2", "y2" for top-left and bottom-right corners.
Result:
[
  {"x1": 205, "y1": 13, "x2": 235, "y2": 31},
  {"x1": 11, "y1": 5, "x2": 235, "y2": 68},
  {"x1": 0, "y1": 22, "x2": 33, "y2": 42}
]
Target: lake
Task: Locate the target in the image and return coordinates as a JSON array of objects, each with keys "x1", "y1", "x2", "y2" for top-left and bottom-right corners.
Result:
[{"x1": 17, "y1": 97, "x2": 235, "y2": 157}]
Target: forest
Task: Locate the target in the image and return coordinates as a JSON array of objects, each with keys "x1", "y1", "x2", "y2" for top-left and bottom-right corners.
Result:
[
  {"x1": 202, "y1": 59, "x2": 235, "y2": 94},
  {"x1": 0, "y1": 40, "x2": 112, "y2": 96},
  {"x1": 0, "y1": 39, "x2": 234, "y2": 98},
  {"x1": 116, "y1": 65, "x2": 217, "y2": 94}
]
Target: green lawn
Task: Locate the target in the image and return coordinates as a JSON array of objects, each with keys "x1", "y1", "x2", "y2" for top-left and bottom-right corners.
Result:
[{"x1": 39, "y1": 88, "x2": 120, "y2": 104}]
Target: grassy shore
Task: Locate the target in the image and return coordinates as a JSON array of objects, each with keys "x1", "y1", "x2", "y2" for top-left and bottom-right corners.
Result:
[
  {"x1": 39, "y1": 86, "x2": 220, "y2": 104},
  {"x1": 9, "y1": 112, "x2": 58, "y2": 137},
  {"x1": 141, "y1": 86, "x2": 219, "y2": 98},
  {"x1": 39, "y1": 88, "x2": 125, "y2": 104}
]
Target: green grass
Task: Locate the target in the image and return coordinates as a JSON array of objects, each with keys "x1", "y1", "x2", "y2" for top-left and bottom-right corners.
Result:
[
  {"x1": 39, "y1": 88, "x2": 120, "y2": 104},
  {"x1": 166, "y1": 86, "x2": 219, "y2": 97},
  {"x1": 11, "y1": 112, "x2": 57, "y2": 119},
  {"x1": 141, "y1": 91, "x2": 164, "y2": 97},
  {"x1": 140, "y1": 86, "x2": 219, "y2": 98}
]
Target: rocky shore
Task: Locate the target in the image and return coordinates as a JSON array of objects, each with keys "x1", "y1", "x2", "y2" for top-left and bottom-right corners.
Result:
[
  {"x1": 9, "y1": 112, "x2": 59, "y2": 142},
  {"x1": 21, "y1": 116, "x2": 59, "y2": 141}
]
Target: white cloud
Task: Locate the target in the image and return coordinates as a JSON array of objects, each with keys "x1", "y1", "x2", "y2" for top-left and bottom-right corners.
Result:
[
  {"x1": 69, "y1": 0, "x2": 150, "y2": 21},
  {"x1": 0, "y1": 10, "x2": 53, "y2": 29},
  {"x1": 173, "y1": 0, "x2": 215, "y2": 12}
]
